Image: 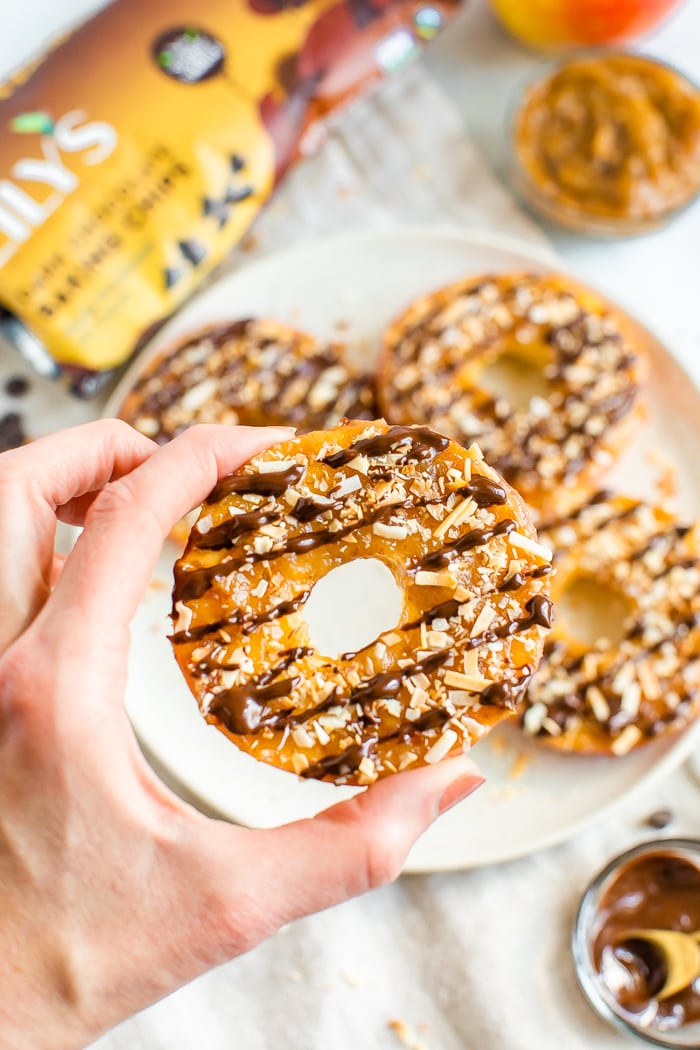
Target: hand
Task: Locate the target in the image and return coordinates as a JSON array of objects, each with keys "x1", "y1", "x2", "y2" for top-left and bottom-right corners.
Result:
[{"x1": 0, "y1": 420, "x2": 483, "y2": 1049}]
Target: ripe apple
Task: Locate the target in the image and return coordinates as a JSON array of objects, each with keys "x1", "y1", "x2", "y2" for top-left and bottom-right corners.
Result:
[{"x1": 490, "y1": 0, "x2": 683, "y2": 51}]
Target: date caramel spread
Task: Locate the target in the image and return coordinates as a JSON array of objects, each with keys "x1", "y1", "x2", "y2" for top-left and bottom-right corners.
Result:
[
  {"x1": 594, "y1": 851, "x2": 700, "y2": 1028},
  {"x1": 514, "y1": 54, "x2": 700, "y2": 228}
]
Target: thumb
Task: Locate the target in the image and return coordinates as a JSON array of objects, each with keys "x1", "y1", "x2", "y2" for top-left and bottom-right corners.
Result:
[{"x1": 201, "y1": 754, "x2": 484, "y2": 941}]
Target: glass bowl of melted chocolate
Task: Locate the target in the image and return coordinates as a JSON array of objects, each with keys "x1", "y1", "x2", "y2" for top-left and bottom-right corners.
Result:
[{"x1": 574, "y1": 840, "x2": 700, "y2": 1047}]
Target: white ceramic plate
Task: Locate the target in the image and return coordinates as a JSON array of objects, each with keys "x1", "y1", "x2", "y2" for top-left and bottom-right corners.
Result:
[{"x1": 105, "y1": 227, "x2": 700, "y2": 872}]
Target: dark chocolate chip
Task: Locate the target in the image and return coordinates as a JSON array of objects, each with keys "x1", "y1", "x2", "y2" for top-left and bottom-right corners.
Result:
[
  {"x1": 0, "y1": 411, "x2": 26, "y2": 451},
  {"x1": 4, "y1": 375, "x2": 29, "y2": 398},
  {"x1": 644, "y1": 809, "x2": 673, "y2": 830}
]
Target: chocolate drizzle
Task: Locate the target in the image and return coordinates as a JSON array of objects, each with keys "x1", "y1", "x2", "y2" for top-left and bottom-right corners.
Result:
[
  {"x1": 349, "y1": 650, "x2": 452, "y2": 707},
  {"x1": 382, "y1": 706, "x2": 451, "y2": 743},
  {"x1": 290, "y1": 496, "x2": 338, "y2": 522},
  {"x1": 209, "y1": 647, "x2": 311, "y2": 734},
  {"x1": 465, "y1": 475, "x2": 507, "y2": 507},
  {"x1": 417, "y1": 518, "x2": 516, "y2": 570},
  {"x1": 322, "y1": 425, "x2": 449, "y2": 468},
  {"x1": 480, "y1": 672, "x2": 532, "y2": 709},
  {"x1": 207, "y1": 462, "x2": 304, "y2": 504},
  {"x1": 301, "y1": 740, "x2": 375, "y2": 780},
  {"x1": 213, "y1": 677, "x2": 299, "y2": 734},
  {"x1": 402, "y1": 599, "x2": 462, "y2": 632},
  {"x1": 194, "y1": 508, "x2": 281, "y2": 550},
  {"x1": 171, "y1": 589, "x2": 312, "y2": 644}
]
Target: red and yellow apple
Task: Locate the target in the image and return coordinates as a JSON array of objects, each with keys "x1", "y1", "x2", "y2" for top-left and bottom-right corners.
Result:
[{"x1": 489, "y1": 0, "x2": 683, "y2": 51}]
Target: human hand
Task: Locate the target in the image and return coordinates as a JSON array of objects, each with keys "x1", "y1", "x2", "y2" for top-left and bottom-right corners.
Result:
[{"x1": 0, "y1": 420, "x2": 484, "y2": 1049}]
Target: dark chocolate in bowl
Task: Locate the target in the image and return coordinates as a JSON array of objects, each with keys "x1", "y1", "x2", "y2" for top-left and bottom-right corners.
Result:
[{"x1": 574, "y1": 840, "x2": 700, "y2": 1048}]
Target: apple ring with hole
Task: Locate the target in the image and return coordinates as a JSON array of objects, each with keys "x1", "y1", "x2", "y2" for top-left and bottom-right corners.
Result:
[
  {"x1": 170, "y1": 419, "x2": 552, "y2": 785},
  {"x1": 521, "y1": 492, "x2": 700, "y2": 756},
  {"x1": 119, "y1": 317, "x2": 377, "y2": 546},
  {"x1": 376, "y1": 273, "x2": 646, "y2": 519},
  {"x1": 119, "y1": 317, "x2": 377, "y2": 443}
]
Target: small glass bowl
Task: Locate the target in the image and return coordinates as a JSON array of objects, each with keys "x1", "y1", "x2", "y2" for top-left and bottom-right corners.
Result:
[
  {"x1": 507, "y1": 52, "x2": 700, "y2": 238},
  {"x1": 573, "y1": 839, "x2": 700, "y2": 1048}
]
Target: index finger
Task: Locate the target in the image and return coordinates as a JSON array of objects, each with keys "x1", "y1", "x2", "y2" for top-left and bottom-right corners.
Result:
[
  {"x1": 0, "y1": 419, "x2": 156, "y2": 651},
  {"x1": 49, "y1": 425, "x2": 295, "y2": 632}
]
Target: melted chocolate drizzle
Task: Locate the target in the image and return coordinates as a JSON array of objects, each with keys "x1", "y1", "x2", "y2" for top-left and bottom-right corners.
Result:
[
  {"x1": 209, "y1": 647, "x2": 311, "y2": 734},
  {"x1": 194, "y1": 508, "x2": 280, "y2": 550},
  {"x1": 417, "y1": 518, "x2": 516, "y2": 571},
  {"x1": 207, "y1": 462, "x2": 304, "y2": 504},
  {"x1": 322, "y1": 425, "x2": 449, "y2": 468},
  {"x1": 171, "y1": 589, "x2": 312, "y2": 645},
  {"x1": 466, "y1": 475, "x2": 507, "y2": 507},
  {"x1": 382, "y1": 706, "x2": 451, "y2": 743},
  {"x1": 348, "y1": 650, "x2": 452, "y2": 707},
  {"x1": 301, "y1": 740, "x2": 375, "y2": 780}
]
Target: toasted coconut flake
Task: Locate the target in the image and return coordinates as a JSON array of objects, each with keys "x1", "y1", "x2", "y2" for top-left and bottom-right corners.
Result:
[
  {"x1": 445, "y1": 669, "x2": 493, "y2": 691},
  {"x1": 415, "y1": 570, "x2": 456, "y2": 588},
  {"x1": 373, "y1": 522, "x2": 408, "y2": 541},
  {"x1": 433, "y1": 497, "x2": 477, "y2": 540},
  {"x1": 257, "y1": 458, "x2": 298, "y2": 474},
  {"x1": 508, "y1": 531, "x2": 552, "y2": 562},
  {"x1": 587, "y1": 686, "x2": 610, "y2": 723},
  {"x1": 471, "y1": 604, "x2": 497, "y2": 637},
  {"x1": 291, "y1": 753, "x2": 310, "y2": 775},
  {"x1": 424, "y1": 728, "x2": 458, "y2": 764},
  {"x1": 522, "y1": 701, "x2": 549, "y2": 734},
  {"x1": 611, "y1": 724, "x2": 643, "y2": 755}
]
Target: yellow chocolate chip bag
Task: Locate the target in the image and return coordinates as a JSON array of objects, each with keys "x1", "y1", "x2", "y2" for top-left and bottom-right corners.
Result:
[{"x1": 0, "y1": 0, "x2": 458, "y2": 395}]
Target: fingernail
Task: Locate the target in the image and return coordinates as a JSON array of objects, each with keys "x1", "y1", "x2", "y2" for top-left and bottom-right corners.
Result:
[{"x1": 437, "y1": 774, "x2": 486, "y2": 815}]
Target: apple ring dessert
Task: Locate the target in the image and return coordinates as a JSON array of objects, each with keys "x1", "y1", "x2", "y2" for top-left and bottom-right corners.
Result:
[
  {"x1": 120, "y1": 317, "x2": 376, "y2": 443},
  {"x1": 170, "y1": 419, "x2": 552, "y2": 785},
  {"x1": 377, "y1": 273, "x2": 646, "y2": 517},
  {"x1": 521, "y1": 492, "x2": 700, "y2": 755}
]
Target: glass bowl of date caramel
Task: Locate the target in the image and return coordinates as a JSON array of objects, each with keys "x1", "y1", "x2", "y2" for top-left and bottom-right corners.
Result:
[
  {"x1": 509, "y1": 53, "x2": 700, "y2": 236},
  {"x1": 573, "y1": 840, "x2": 700, "y2": 1046}
]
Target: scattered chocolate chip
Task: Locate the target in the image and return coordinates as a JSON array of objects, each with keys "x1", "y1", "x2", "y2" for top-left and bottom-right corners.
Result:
[
  {"x1": 4, "y1": 375, "x2": 29, "y2": 398},
  {"x1": 225, "y1": 184, "x2": 254, "y2": 204},
  {"x1": 230, "y1": 153, "x2": 245, "y2": 172},
  {"x1": 164, "y1": 267, "x2": 182, "y2": 289},
  {"x1": 69, "y1": 367, "x2": 116, "y2": 399},
  {"x1": 178, "y1": 239, "x2": 207, "y2": 266},
  {"x1": 644, "y1": 808, "x2": 673, "y2": 830},
  {"x1": 0, "y1": 411, "x2": 26, "y2": 451}
]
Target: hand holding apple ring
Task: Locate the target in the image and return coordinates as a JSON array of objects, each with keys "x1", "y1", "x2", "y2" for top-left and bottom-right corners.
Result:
[{"x1": 0, "y1": 419, "x2": 483, "y2": 1050}]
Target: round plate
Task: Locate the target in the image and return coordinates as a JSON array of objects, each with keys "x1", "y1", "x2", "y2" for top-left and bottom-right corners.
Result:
[{"x1": 104, "y1": 226, "x2": 700, "y2": 872}]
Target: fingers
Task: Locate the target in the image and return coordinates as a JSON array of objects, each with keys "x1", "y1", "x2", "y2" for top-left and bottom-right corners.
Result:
[
  {"x1": 200, "y1": 755, "x2": 484, "y2": 947},
  {"x1": 0, "y1": 420, "x2": 156, "y2": 651},
  {"x1": 50, "y1": 425, "x2": 296, "y2": 634}
]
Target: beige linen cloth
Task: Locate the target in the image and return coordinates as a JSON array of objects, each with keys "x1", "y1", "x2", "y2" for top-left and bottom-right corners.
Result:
[{"x1": 50, "y1": 62, "x2": 698, "y2": 1050}]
